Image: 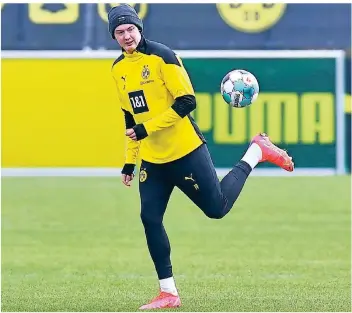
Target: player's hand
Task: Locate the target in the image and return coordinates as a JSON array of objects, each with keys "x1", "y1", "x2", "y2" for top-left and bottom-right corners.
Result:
[
  {"x1": 122, "y1": 173, "x2": 134, "y2": 187},
  {"x1": 126, "y1": 125, "x2": 148, "y2": 141},
  {"x1": 126, "y1": 128, "x2": 137, "y2": 141},
  {"x1": 121, "y1": 163, "x2": 135, "y2": 187}
]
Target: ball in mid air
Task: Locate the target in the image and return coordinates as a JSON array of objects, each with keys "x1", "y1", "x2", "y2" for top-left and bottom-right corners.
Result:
[{"x1": 220, "y1": 69, "x2": 259, "y2": 108}]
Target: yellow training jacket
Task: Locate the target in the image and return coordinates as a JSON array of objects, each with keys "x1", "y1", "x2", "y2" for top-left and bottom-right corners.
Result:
[{"x1": 112, "y1": 37, "x2": 205, "y2": 164}]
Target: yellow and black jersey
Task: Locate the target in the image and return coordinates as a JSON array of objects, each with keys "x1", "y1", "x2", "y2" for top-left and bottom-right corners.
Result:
[{"x1": 111, "y1": 37, "x2": 205, "y2": 165}]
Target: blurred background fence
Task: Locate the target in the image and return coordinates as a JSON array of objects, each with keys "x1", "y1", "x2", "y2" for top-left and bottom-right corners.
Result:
[
  {"x1": 1, "y1": 3, "x2": 351, "y2": 175},
  {"x1": 1, "y1": 3, "x2": 351, "y2": 50}
]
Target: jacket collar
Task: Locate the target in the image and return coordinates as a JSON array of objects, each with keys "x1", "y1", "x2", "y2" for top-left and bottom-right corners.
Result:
[{"x1": 122, "y1": 36, "x2": 147, "y2": 58}]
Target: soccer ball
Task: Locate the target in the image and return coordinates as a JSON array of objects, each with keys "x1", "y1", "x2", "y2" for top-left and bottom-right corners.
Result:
[{"x1": 220, "y1": 69, "x2": 259, "y2": 108}]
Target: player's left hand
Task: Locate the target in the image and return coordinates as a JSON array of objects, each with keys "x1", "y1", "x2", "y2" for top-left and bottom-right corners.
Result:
[{"x1": 126, "y1": 128, "x2": 137, "y2": 141}]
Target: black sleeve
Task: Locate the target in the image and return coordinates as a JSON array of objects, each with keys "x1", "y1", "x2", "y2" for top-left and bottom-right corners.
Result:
[
  {"x1": 121, "y1": 163, "x2": 135, "y2": 175},
  {"x1": 133, "y1": 124, "x2": 148, "y2": 140},
  {"x1": 122, "y1": 109, "x2": 136, "y2": 129},
  {"x1": 171, "y1": 95, "x2": 196, "y2": 118}
]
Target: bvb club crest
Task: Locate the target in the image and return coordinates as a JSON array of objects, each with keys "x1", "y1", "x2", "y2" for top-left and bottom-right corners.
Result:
[
  {"x1": 141, "y1": 65, "x2": 150, "y2": 80},
  {"x1": 139, "y1": 169, "x2": 147, "y2": 182},
  {"x1": 216, "y1": 4, "x2": 286, "y2": 33}
]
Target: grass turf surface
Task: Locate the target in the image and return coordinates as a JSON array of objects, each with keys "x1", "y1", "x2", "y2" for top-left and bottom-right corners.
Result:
[{"x1": 1, "y1": 176, "x2": 351, "y2": 312}]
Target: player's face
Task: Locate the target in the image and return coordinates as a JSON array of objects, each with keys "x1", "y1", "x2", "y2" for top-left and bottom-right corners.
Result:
[{"x1": 114, "y1": 24, "x2": 141, "y2": 53}]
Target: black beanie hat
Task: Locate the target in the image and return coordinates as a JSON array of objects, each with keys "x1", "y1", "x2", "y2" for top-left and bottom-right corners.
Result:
[{"x1": 108, "y1": 4, "x2": 143, "y2": 39}]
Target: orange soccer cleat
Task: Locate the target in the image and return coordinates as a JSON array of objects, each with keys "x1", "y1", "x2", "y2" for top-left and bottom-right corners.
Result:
[
  {"x1": 251, "y1": 133, "x2": 294, "y2": 172},
  {"x1": 139, "y1": 291, "x2": 181, "y2": 310}
]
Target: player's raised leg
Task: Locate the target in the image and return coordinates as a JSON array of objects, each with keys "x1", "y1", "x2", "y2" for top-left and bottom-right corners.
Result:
[
  {"x1": 138, "y1": 160, "x2": 181, "y2": 310},
  {"x1": 172, "y1": 143, "x2": 250, "y2": 219},
  {"x1": 173, "y1": 133, "x2": 294, "y2": 219}
]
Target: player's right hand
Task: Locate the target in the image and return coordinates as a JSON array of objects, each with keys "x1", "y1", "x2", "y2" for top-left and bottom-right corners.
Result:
[
  {"x1": 122, "y1": 173, "x2": 134, "y2": 187},
  {"x1": 121, "y1": 163, "x2": 136, "y2": 187}
]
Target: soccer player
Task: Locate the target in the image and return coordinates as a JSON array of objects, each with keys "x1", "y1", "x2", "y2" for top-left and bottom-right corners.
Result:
[{"x1": 108, "y1": 4, "x2": 294, "y2": 310}]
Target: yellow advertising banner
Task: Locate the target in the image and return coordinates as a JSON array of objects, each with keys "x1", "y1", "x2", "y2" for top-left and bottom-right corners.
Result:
[{"x1": 2, "y1": 59, "x2": 126, "y2": 167}]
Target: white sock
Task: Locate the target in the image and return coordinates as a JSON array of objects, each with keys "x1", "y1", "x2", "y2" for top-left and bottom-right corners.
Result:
[
  {"x1": 241, "y1": 143, "x2": 262, "y2": 169},
  {"x1": 159, "y1": 277, "x2": 178, "y2": 296}
]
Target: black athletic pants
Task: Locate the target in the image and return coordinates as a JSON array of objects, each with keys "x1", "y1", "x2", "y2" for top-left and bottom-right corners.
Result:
[{"x1": 139, "y1": 143, "x2": 252, "y2": 279}]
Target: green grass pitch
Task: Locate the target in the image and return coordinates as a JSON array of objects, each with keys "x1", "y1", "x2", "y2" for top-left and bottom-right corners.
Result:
[{"x1": 1, "y1": 176, "x2": 351, "y2": 312}]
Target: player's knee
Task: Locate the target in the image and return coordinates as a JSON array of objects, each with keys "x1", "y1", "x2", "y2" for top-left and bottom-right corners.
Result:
[
  {"x1": 202, "y1": 203, "x2": 225, "y2": 219},
  {"x1": 140, "y1": 205, "x2": 163, "y2": 227},
  {"x1": 197, "y1": 196, "x2": 227, "y2": 219},
  {"x1": 204, "y1": 210, "x2": 225, "y2": 219},
  {"x1": 141, "y1": 211, "x2": 158, "y2": 227}
]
